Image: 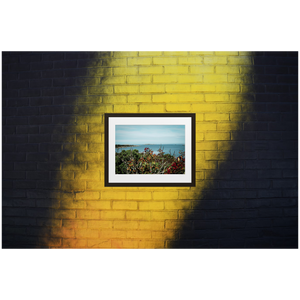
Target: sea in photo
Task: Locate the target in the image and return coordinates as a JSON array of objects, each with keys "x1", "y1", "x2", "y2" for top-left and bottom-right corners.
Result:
[
  {"x1": 116, "y1": 144, "x2": 185, "y2": 158},
  {"x1": 115, "y1": 125, "x2": 185, "y2": 156}
]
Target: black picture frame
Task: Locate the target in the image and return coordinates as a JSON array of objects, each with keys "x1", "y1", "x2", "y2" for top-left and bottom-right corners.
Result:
[{"x1": 105, "y1": 113, "x2": 195, "y2": 187}]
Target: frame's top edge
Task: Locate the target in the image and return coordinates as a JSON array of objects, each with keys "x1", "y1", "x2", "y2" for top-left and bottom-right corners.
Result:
[{"x1": 105, "y1": 113, "x2": 196, "y2": 118}]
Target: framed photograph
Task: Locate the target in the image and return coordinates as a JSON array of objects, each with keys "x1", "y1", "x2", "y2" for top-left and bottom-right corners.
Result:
[{"x1": 105, "y1": 113, "x2": 195, "y2": 187}]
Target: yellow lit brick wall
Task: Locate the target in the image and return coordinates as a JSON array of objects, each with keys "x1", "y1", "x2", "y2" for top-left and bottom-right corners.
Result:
[
  {"x1": 46, "y1": 51, "x2": 254, "y2": 248},
  {"x1": 0, "y1": 51, "x2": 262, "y2": 248}
]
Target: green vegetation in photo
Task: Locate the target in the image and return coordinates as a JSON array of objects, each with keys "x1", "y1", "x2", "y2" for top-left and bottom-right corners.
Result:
[{"x1": 115, "y1": 147, "x2": 185, "y2": 174}]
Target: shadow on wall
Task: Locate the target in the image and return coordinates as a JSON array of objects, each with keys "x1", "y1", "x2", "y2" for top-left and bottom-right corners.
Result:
[
  {"x1": 171, "y1": 52, "x2": 298, "y2": 248},
  {"x1": 2, "y1": 52, "x2": 109, "y2": 248}
]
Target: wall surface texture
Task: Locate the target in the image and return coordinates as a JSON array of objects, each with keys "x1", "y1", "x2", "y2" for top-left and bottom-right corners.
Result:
[{"x1": 2, "y1": 51, "x2": 298, "y2": 248}]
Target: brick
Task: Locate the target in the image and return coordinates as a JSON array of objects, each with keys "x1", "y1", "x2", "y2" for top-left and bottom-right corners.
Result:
[
  {"x1": 245, "y1": 161, "x2": 271, "y2": 169},
  {"x1": 165, "y1": 200, "x2": 192, "y2": 210},
  {"x1": 140, "y1": 85, "x2": 164, "y2": 93},
  {"x1": 153, "y1": 191, "x2": 178, "y2": 200},
  {"x1": 232, "y1": 151, "x2": 256, "y2": 160},
  {"x1": 126, "y1": 211, "x2": 151, "y2": 220},
  {"x1": 152, "y1": 94, "x2": 204, "y2": 103},
  {"x1": 74, "y1": 171, "x2": 100, "y2": 180},
  {"x1": 27, "y1": 153, "x2": 49, "y2": 162},
  {"x1": 196, "y1": 142, "x2": 217, "y2": 151},
  {"x1": 190, "y1": 66, "x2": 214, "y2": 74},
  {"x1": 42, "y1": 88, "x2": 64, "y2": 97},
  {"x1": 102, "y1": 58, "x2": 126, "y2": 67},
  {"x1": 139, "y1": 66, "x2": 163, "y2": 74},
  {"x1": 258, "y1": 170, "x2": 282, "y2": 179},
  {"x1": 153, "y1": 57, "x2": 177, "y2": 65},
  {"x1": 273, "y1": 179, "x2": 297, "y2": 189},
  {"x1": 152, "y1": 211, "x2": 177, "y2": 220},
  {"x1": 231, "y1": 131, "x2": 257, "y2": 141},
  {"x1": 87, "y1": 239, "x2": 111, "y2": 248},
  {"x1": 8, "y1": 80, "x2": 29, "y2": 89},
  {"x1": 99, "y1": 191, "x2": 123, "y2": 203},
  {"x1": 140, "y1": 104, "x2": 165, "y2": 113},
  {"x1": 205, "y1": 95, "x2": 229, "y2": 103},
  {"x1": 101, "y1": 211, "x2": 125, "y2": 219},
  {"x1": 196, "y1": 123, "x2": 217, "y2": 131},
  {"x1": 191, "y1": 84, "x2": 215, "y2": 92},
  {"x1": 6, "y1": 117, "x2": 28, "y2": 125},
  {"x1": 205, "y1": 152, "x2": 229, "y2": 161},
  {"x1": 26, "y1": 171, "x2": 49, "y2": 180},
  {"x1": 36, "y1": 180, "x2": 60, "y2": 189},
  {"x1": 230, "y1": 74, "x2": 253, "y2": 84},
  {"x1": 60, "y1": 180, "x2": 85, "y2": 190},
  {"x1": 42, "y1": 52, "x2": 64, "y2": 61},
  {"x1": 114, "y1": 67, "x2": 138, "y2": 75},
  {"x1": 217, "y1": 123, "x2": 242, "y2": 132},
  {"x1": 232, "y1": 190, "x2": 257, "y2": 199},
  {"x1": 75, "y1": 228, "x2": 98, "y2": 239},
  {"x1": 128, "y1": 95, "x2": 151, "y2": 103},
  {"x1": 128, "y1": 57, "x2": 152, "y2": 66},
  {"x1": 112, "y1": 201, "x2": 137, "y2": 210},
  {"x1": 204, "y1": 57, "x2": 227, "y2": 64},
  {"x1": 3, "y1": 208, "x2": 26, "y2": 217},
  {"x1": 219, "y1": 181, "x2": 244, "y2": 189},
  {"x1": 126, "y1": 192, "x2": 152, "y2": 200},
  {"x1": 9, "y1": 63, "x2": 30, "y2": 72},
  {"x1": 205, "y1": 132, "x2": 230, "y2": 140},
  {"x1": 114, "y1": 221, "x2": 138, "y2": 230},
  {"x1": 165, "y1": 66, "x2": 189, "y2": 74},
  {"x1": 77, "y1": 210, "x2": 100, "y2": 219},
  {"x1": 114, "y1": 85, "x2": 139, "y2": 94},
  {"x1": 86, "y1": 162, "x2": 104, "y2": 170},
  {"x1": 127, "y1": 75, "x2": 151, "y2": 84},
  {"x1": 165, "y1": 104, "x2": 191, "y2": 112},
  {"x1": 166, "y1": 84, "x2": 190, "y2": 93},
  {"x1": 30, "y1": 79, "x2": 52, "y2": 88},
  {"x1": 14, "y1": 162, "x2": 35, "y2": 171},
  {"x1": 54, "y1": 60, "x2": 77, "y2": 69},
  {"x1": 204, "y1": 74, "x2": 228, "y2": 83},
  {"x1": 99, "y1": 230, "x2": 127, "y2": 239},
  {"x1": 245, "y1": 180, "x2": 271, "y2": 189},
  {"x1": 88, "y1": 67, "x2": 111, "y2": 77},
  {"x1": 87, "y1": 220, "x2": 112, "y2": 229},
  {"x1": 6, "y1": 134, "x2": 28, "y2": 143},
  {"x1": 139, "y1": 202, "x2": 164, "y2": 210},
  {"x1": 258, "y1": 151, "x2": 283, "y2": 160},
  {"x1": 114, "y1": 104, "x2": 138, "y2": 113},
  {"x1": 4, "y1": 152, "x2": 26, "y2": 161},
  {"x1": 216, "y1": 84, "x2": 240, "y2": 92},
  {"x1": 51, "y1": 171, "x2": 74, "y2": 180},
  {"x1": 64, "y1": 86, "x2": 87, "y2": 96},
  {"x1": 216, "y1": 66, "x2": 240, "y2": 74},
  {"x1": 272, "y1": 160, "x2": 296, "y2": 169},
  {"x1": 52, "y1": 134, "x2": 75, "y2": 143},
  {"x1": 179, "y1": 57, "x2": 203, "y2": 65},
  {"x1": 266, "y1": 85, "x2": 290, "y2": 93},
  {"x1": 283, "y1": 170, "x2": 298, "y2": 178},
  {"x1": 76, "y1": 134, "x2": 101, "y2": 143},
  {"x1": 243, "y1": 122, "x2": 268, "y2": 131}
]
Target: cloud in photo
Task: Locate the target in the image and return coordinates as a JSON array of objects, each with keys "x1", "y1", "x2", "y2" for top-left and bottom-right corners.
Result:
[{"x1": 115, "y1": 125, "x2": 185, "y2": 145}]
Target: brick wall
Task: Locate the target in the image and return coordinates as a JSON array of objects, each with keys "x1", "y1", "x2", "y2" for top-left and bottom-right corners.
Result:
[{"x1": 2, "y1": 51, "x2": 298, "y2": 248}]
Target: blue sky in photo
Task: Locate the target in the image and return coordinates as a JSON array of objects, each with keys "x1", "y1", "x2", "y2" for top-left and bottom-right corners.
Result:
[{"x1": 115, "y1": 125, "x2": 185, "y2": 145}]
